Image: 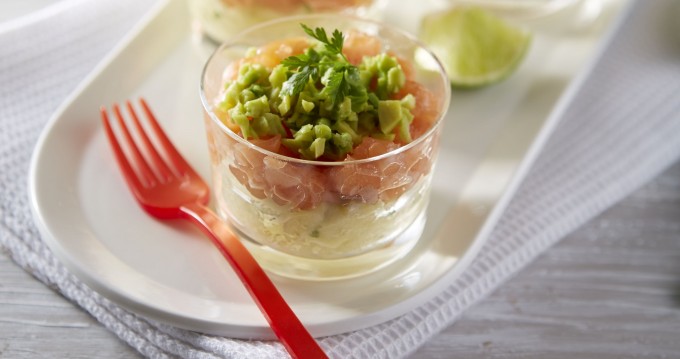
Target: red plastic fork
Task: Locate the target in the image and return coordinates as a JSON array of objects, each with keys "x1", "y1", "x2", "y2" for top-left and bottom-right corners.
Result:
[{"x1": 101, "y1": 98, "x2": 328, "y2": 359}]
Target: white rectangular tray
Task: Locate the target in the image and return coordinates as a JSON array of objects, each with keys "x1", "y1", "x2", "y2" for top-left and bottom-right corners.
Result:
[{"x1": 29, "y1": 0, "x2": 632, "y2": 339}]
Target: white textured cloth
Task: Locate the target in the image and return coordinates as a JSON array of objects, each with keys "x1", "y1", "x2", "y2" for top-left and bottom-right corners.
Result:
[{"x1": 1, "y1": 0, "x2": 679, "y2": 358}]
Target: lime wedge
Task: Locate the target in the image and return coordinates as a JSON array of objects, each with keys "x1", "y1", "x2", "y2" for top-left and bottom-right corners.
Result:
[{"x1": 419, "y1": 6, "x2": 532, "y2": 88}]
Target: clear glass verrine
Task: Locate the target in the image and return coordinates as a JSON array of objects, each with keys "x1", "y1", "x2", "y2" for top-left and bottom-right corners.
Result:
[
  {"x1": 200, "y1": 15, "x2": 450, "y2": 280},
  {"x1": 189, "y1": 0, "x2": 386, "y2": 44}
]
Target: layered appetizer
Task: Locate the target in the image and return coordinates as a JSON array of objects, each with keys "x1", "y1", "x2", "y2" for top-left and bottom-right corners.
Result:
[{"x1": 201, "y1": 17, "x2": 449, "y2": 279}]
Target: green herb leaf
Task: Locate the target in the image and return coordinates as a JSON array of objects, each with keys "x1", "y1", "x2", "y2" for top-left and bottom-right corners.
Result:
[
  {"x1": 301, "y1": 24, "x2": 344, "y2": 56},
  {"x1": 281, "y1": 66, "x2": 317, "y2": 96},
  {"x1": 280, "y1": 24, "x2": 357, "y2": 110},
  {"x1": 320, "y1": 69, "x2": 347, "y2": 108},
  {"x1": 281, "y1": 48, "x2": 320, "y2": 69}
]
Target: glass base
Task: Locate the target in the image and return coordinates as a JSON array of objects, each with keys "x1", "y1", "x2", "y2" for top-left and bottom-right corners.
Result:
[{"x1": 237, "y1": 211, "x2": 427, "y2": 281}]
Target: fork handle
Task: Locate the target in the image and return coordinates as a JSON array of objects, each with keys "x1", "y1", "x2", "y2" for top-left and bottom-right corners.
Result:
[{"x1": 179, "y1": 202, "x2": 328, "y2": 359}]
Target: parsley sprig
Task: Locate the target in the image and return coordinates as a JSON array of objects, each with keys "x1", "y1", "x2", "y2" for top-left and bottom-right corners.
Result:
[
  {"x1": 280, "y1": 24, "x2": 365, "y2": 110},
  {"x1": 303, "y1": 24, "x2": 346, "y2": 59}
]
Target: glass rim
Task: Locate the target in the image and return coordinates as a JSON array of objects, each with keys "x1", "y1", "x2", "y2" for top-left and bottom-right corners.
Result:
[{"x1": 199, "y1": 13, "x2": 451, "y2": 167}]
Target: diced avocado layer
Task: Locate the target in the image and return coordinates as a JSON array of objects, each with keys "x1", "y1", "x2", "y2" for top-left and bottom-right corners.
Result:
[{"x1": 218, "y1": 35, "x2": 417, "y2": 160}]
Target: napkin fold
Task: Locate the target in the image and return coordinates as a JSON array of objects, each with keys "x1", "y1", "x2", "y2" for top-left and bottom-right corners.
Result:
[{"x1": 1, "y1": 0, "x2": 679, "y2": 358}]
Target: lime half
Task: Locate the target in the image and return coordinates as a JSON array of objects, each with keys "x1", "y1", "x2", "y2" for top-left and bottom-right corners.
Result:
[{"x1": 419, "y1": 7, "x2": 532, "y2": 88}]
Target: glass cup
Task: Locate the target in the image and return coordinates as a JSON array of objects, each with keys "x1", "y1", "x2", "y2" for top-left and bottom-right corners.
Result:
[
  {"x1": 200, "y1": 15, "x2": 450, "y2": 280},
  {"x1": 188, "y1": 0, "x2": 386, "y2": 44}
]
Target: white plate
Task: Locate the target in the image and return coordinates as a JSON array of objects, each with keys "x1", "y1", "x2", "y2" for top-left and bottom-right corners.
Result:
[{"x1": 28, "y1": 0, "x2": 630, "y2": 339}]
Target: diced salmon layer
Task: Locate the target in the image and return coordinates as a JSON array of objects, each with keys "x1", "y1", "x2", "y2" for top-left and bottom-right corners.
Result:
[
  {"x1": 327, "y1": 137, "x2": 437, "y2": 203},
  {"x1": 220, "y1": 33, "x2": 443, "y2": 210},
  {"x1": 395, "y1": 80, "x2": 441, "y2": 140},
  {"x1": 229, "y1": 136, "x2": 328, "y2": 210},
  {"x1": 343, "y1": 30, "x2": 381, "y2": 65}
]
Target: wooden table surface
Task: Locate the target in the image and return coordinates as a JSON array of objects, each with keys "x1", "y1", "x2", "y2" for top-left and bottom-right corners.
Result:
[{"x1": 2, "y1": 160, "x2": 679, "y2": 358}]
